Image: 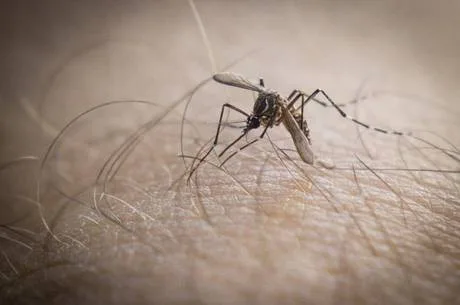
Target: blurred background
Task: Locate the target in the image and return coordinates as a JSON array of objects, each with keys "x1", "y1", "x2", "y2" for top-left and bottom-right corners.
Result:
[
  {"x1": 1, "y1": 0, "x2": 459, "y2": 159},
  {"x1": 1, "y1": 0, "x2": 459, "y2": 304},
  {"x1": 2, "y1": 0, "x2": 459, "y2": 216}
]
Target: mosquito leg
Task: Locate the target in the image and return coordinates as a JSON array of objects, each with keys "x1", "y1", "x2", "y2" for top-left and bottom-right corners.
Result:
[
  {"x1": 300, "y1": 89, "x2": 408, "y2": 136},
  {"x1": 287, "y1": 89, "x2": 299, "y2": 102},
  {"x1": 219, "y1": 109, "x2": 276, "y2": 167},
  {"x1": 285, "y1": 90, "x2": 308, "y2": 134},
  {"x1": 188, "y1": 103, "x2": 250, "y2": 180},
  {"x1": 218, "y1": 132, "x2": 247, "y2": 157},
  {"x1": 288, "y1": 89, "x2": 360, "y2": 109},
  {"x1": 301, "y1": 94, "x2": 306, "y2": 131},
  {"x1": 223, "y1": 120, "x2": 248, "y2": 129},
  {"x1": 260, "y1": 110, "x2": 276, "y2": 138},
  {"x1": 219, "y1": 138, "x2": 258, "y2": 167},
  {"x1": 288, "y1": 89, "x2": 326, "y2": 109},
  {"x1": 214, "y1": 103, "x2": 250, "y2": 144}
]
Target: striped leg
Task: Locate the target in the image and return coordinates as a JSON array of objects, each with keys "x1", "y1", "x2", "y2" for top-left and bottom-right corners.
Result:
[
  {"x1": 296, "y1": 89, "x2": 407, "y2": 136},
  {"x1": 287, "y1": 89, "x2": 358, "y2": 109}
]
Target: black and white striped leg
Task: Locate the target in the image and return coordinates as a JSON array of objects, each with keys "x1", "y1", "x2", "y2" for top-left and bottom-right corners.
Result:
[
  {"x1": 288, "y1": 89, "x2": 327, "y2": 108},
  {"x1": 298, "y1": 89, "x2": 407, "y2": 136},
  {"x1": 288, "y1": 89, "x2": 358, "y2": 109}
]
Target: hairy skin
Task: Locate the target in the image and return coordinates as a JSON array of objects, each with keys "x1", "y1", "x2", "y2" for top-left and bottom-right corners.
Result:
[{"x1": 1, "y1": 1, "x2": 460, "y2": 304}]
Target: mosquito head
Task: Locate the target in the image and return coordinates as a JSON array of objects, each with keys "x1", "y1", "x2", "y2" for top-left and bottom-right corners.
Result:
[{"x1": 244, "y1": 115, "x2": 260, "y2": 132}]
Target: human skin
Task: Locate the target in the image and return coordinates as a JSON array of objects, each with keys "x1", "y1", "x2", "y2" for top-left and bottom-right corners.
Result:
[{"x1": 1, "y1": 1, "x2": 460, "y2": 304}]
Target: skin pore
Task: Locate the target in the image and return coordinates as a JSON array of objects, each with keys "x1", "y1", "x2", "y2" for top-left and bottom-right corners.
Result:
[{"x1": 1, "y1": 1, "x2": 460, "y2": 304}]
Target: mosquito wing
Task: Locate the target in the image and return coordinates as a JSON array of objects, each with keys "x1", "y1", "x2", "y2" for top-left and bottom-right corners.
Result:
[
  {"x1": 281, "y1": 105, "x2": 314, "y2": 164},
  {"x1": 213, "y1": 72, "x2": 269, "y2": 93}
]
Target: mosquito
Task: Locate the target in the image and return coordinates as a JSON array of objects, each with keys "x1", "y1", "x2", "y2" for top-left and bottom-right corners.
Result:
[{"x1": 188, "y1": 72, "x2": 406, "y2": 178}]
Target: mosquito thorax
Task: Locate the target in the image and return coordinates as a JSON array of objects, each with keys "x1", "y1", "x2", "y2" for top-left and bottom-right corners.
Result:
[{"x1": 253, "y1": 92, "x2": 278, "y2": 117}]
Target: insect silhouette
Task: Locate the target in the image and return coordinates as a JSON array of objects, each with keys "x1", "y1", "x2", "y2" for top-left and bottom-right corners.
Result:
[{"x1": 188, "y1": 72, "x2": 406, "y2": 179}]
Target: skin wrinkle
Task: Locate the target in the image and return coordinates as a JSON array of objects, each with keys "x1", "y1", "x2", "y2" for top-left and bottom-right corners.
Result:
[
  {"x1": 42, "y1": 183, "x2": 165, "y2": 256},
  {"x1": 2, "y1": 1, "x2": 460, "y2": 304}
]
